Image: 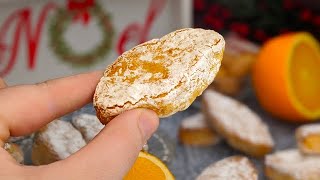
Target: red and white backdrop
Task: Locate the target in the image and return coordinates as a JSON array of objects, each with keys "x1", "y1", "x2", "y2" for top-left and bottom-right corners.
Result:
[{"x1": 0, "y1": 0, "x2": 192, "y2": 85}]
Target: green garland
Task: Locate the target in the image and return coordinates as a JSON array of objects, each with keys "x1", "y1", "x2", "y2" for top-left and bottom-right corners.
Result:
[{"x1": 49, "y1": 4, "x2": 114, "y2": 66}]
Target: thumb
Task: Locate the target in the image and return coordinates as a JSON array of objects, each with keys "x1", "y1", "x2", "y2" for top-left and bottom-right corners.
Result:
[{"x1": 42, "y1": 109, "x2": 159, "y2": 179}]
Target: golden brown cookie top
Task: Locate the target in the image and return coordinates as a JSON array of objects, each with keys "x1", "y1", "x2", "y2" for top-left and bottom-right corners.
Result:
[{"x1": 94, "y1": 28, "x2": 225, "y2": 124}]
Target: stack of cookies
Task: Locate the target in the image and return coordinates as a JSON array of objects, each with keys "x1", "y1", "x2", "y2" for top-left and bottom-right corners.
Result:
[
  {"x1": 32, "y1": 114, "x2": 104, "y2": 165},
  {"x1": 178, "y1": 89, "x2": 273, "y2": 179},
  {"x1": 179, "y1": 89, "x2": 274, "y2": 157}
]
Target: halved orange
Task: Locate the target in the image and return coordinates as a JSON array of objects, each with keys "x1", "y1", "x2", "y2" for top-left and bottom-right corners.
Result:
[
  {"x1": 124, "y1": 151, "x2": 174, "y2": 180},
  {"x1": 252, "y1": 32, "x2": 320, "y2": 122}
]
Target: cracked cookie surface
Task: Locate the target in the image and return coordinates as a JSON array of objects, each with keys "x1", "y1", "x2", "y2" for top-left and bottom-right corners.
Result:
[
  {"x1": 196, "y1": 156, "x2": 258, "y2": 180},
  {"x1": 94, "y1": 28, "x2": 225, "y2": 124}
]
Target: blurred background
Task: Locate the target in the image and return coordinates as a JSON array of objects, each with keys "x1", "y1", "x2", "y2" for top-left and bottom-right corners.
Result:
[
  {"x1": 0, "y1": 0, "x2": 192, "y2": 85},
  {"x1": 0, "y1": 0, "x2": 318, "y2": 85}
]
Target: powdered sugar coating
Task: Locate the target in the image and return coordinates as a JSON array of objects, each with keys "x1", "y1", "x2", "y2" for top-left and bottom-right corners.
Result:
[
  {"x1": 4, "y1": 143, "x2": 24, "y2": 164},
  {"x1": 296, "y1": 123, "x2": 320, "y2": 138},
  {"x1": 265, "y1": 149, "x2": 320, "y2": 179},
  {"x1": 94, "y1": 28, "x2": 225, "y2": 123},
  {"x1": 203, "y1": 90, "x2": 273, "y2": 146},
  {"x1": 181, "y1": 113, "x2": 208, "y2": 129},
  {"x1": 72, "y1": 113, "x2": 105, "y2": 142},
  {"x1": 196, "y1": 156, "x2": 257, "y2": 180},
  {"x1": 37, "y1": 120, "x2": 86, "y2": 159}
]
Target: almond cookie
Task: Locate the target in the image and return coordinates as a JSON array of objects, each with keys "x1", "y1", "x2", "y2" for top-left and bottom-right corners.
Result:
[
  {"x1": 210, "y1": 33, "x2": 259, "y2": 96},
  {"x1": 72, "y1": 113, "x2": 105, "y2": 142},
  {"x1": 196, "y1": 156, "x2": 258, "y2": 180},
  {"x1": 296, "y1": 123, "x2": 320, "y2": 155},
  {"x1": 94, "y1": 28, "x2": 225, "y2": 124},
  {"x1": 4, "y1": 142, "x2": 24, "y2": 164},
  {"x1": 32, "y1": 120, "x2": 86, "y2": 165},
  {"x1": 265, "y1": 149, "x2": 320, "y2": 180},
  {"x1": 178, "y1": 113, "x2": 220, "y2": 146},
  {"x1": 202, "y1": 89, "x2": 274, "y2": 157}
]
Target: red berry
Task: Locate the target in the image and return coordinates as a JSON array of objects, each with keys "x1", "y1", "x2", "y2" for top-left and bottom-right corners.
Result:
[
  {"x1": 230, "y1": 22, "x2": 249, "y2": 37},
  {"x1": 312, "y1": 16, "x2": 320, "y2": 26},
  {"x1": 194, "y1": 0, "x2": 205, "y2": 11},
  {"x1": 204, "y1": 14, "x2": 224, "y2": 31},
  {"x1": 300, "y1": 9, "x2": 312, "y2": 21},
  {"x1": 204, "y1": 14, "x2": 214, "y2": 25},
  {"x1": 208, "y1": 4, "x2": 221, "y2": 15},
  {"x1": 279, "y1": 28, "x2": 290, "y2": 34},
  {"x1": 254, "y1": 29, "x2": 268, "y2": 41},
  {"x1": 212, "y1": 19, "x2": 224, "y2": 31},
  {"x1": 283, "y1": 0, "x2": 294, "y2": 10},
  {"x1": 221, "y1": 8, "x2": 231, "y2": 19}
]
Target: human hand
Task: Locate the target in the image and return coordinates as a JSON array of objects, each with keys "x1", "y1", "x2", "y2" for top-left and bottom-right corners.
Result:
[{"x1": 0, "y1": 71, "x2": 159, "y2": 179}]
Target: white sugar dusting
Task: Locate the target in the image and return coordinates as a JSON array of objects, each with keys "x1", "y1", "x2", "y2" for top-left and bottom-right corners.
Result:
[
  {"x1": 197, "y1": 156, "x2": 257, "y2": 180},
  {"x1": 203, "y1": 90, "x2": 274, "y2": 146},
  {"x1": 39, "y1": 120, "x2": 86, "y2": 159},
  {"x1": 297, "y1": 123, "x2": 320, "y2": 137},
  {"x1": 72, "y1": 113, "x2": 105, "y2": 142},
  {"x1": 265, "y1": 149, "x2": 320, "y2": 179},
  {"x1": 94, "y1": 28, "x2": 225, "y2": 122},
  {"x1": 181, "y1": 113, "x2": 208, "y2": 129}
]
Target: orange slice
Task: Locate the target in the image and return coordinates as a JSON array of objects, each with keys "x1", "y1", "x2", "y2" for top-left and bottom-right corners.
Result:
[
  {"x1": 124, "y1": 151, "x2": 174, "y2": 180},
  {"x1": 252, "y1": 32, "x2": 320, "y2": 121}
]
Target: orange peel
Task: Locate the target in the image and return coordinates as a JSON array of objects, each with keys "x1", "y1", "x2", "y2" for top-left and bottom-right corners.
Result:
[{"x1": 252, "y1": 32, "x2": 320, "y2": 121}]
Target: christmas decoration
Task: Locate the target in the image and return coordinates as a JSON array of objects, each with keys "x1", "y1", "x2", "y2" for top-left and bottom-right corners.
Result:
[
  {"x1": 49, "y1": 0, "x2": 114, "y2": 66},
  {"x1": 194, "y1": 0, "x2": 320, "y2": 43},
  {"x1": 0, "y1": 3, "x2": 56, "y2": 77}
]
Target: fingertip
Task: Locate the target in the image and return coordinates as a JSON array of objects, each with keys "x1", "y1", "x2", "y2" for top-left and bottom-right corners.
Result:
[
  {"x1": 137, "y1": 109, "x2": 159, "y2": 142},
  {"x1": 111, "y1": 108, "x2": 159, "y2": 143}
]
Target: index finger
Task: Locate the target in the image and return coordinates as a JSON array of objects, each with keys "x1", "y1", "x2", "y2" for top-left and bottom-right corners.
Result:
[
  {"x1": 0, "y1": 71, "x2": 103, "y2": 139},
  {"x1": 0, "y1": 78, "x2": 7, "y2": 88}
]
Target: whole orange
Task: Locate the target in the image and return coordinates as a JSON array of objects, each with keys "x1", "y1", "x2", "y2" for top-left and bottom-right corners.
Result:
[{"x1": 252, "y1": 32, "x2": 320, "y2": 122}]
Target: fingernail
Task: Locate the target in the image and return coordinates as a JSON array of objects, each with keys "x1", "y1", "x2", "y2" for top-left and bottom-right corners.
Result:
[{"x1": 138, "y1": 109, "x2": 159, "y2": 142}]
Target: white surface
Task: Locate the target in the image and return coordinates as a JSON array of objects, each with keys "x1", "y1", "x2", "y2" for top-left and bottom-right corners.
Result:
[{"x1": 0, "y1": 0, "x2": 192, "y2": 85}]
